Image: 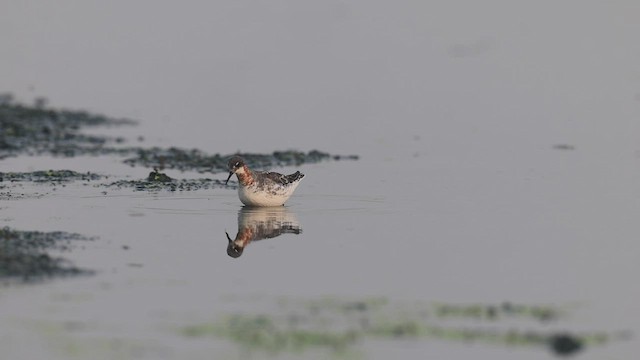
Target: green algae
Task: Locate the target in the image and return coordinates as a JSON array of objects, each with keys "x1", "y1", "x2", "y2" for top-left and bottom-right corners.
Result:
[
  {"x1": 0, "y1": 168, "x2": 229, "y2": 192},
  {"x1": 433, "y1": 302, "x2": 564, "y2": 322},
  {"x1": 0, "y1": 168, "x2": 226, "y2": 192},
  {"x1": 123, "y1": 147, "x2": 358, "y2": 174},
  {"x1": 181, "y1": 297, "x2": 624, "y2": 357},
  {"x1": 0, "y1": 96, "x2": 136, "y2": 159},
  {"x1": 0, "y1": 170, "x2": 104, "y2": 183},
  {"x1": 1, "y1": 97, "x2": 358, "y2": 176},
  {"x1": 0, "y1": 170, "x2": 106, "y2": 199},
  {"x1": 108, "y1": 178, "x2": 228, "y2": 192},
  {"x1": 0, "y1": 191, "x2": 45, "y2": 200},
  {"x1": 0, "y1": 97, "x2": 358, "y2": 192},
  {"x1": 108, "y1": 169, "x2": 230, "y2": 192},
  {"x1": 0, "y1": 227, "x2": 94, "y2": 282},
  {"x1": 183, "y1": 315, "x2": 358, "y2": 354}
]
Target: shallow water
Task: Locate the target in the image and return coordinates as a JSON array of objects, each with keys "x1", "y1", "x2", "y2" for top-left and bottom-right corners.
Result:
[
  {"x1": 0, "y1": 150, "x2": 636, "y2": 358},
  {"x1": 1, "y1": 1, "x2": 639, "y2": 359}
]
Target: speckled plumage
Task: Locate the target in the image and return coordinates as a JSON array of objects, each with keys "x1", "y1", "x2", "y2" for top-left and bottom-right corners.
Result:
[{"x1": 225, "y1": 156, "x2": 305, "y2": 206}]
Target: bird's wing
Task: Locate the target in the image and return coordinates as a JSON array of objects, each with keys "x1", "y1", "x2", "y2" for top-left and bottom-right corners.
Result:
[{"x1": 259, "y1": 171, "x2": 304, "y2": 185}]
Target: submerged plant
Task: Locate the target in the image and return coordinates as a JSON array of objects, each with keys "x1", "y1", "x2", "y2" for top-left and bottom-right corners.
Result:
[
  {"x1": 181, "y1": 297, "x2": 623, "y2": 357},
  {"x1": 0, "y1": 227, "x2": 94, "y2": 282}
]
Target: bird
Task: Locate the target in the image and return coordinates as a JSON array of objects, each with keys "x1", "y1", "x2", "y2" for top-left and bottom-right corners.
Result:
[{"x1": 225, "y1": 156, "x2": 305, "y2": 206}]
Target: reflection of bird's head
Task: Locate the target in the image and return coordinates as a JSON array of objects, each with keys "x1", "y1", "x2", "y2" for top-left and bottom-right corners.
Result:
[{"x1": 226, "y1": 231, "x2": 243, "y2": 258}]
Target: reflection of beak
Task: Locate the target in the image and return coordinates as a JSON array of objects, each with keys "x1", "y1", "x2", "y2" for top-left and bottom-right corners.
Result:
[
  {"x1": 225, "y1": 231, "x2": 233, "y2": 243},
  {"x1": 225, "y1": 172, "x2": 234, "y2": 185}
]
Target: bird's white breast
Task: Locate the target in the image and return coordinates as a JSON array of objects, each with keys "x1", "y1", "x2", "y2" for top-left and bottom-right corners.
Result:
[{"x1": 238, "y1": 182, "x2": 300, "y2": 206}]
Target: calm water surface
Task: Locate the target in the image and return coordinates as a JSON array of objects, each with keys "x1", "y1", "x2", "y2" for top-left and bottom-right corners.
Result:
[{"x1": 0, "y1": 150, "x2": 636, "y2": 358}]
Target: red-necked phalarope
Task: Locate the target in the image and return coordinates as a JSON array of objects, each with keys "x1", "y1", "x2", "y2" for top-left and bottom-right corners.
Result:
[{"x1": 225, "y1": 156, "x2": 305, "y2": 206}]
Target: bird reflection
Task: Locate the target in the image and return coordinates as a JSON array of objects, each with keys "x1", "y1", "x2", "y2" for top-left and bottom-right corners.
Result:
[{"x1": 225, "y1": 207, "x2": 302, "y2": 258}]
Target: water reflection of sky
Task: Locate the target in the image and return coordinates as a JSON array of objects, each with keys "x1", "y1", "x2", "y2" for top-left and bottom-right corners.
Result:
[{"x1": 0, "y1": 1, "x2": 638, "y2": 359}]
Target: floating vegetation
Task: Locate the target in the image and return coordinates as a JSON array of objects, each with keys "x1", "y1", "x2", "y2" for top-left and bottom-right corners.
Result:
[
  {"x1": 0, "y1": 170, "x2": 106, "y2": 199},
  {"x1": 0, "y1": 168, "x2": 228, "y2": 192},
  {"x1": 108, "y1": 178, "x2": 228, "y2": 192},
  {"x1": 183, "y1": 315, "x2": 358, "y2": 354},
  {"x1": 0, "y1": 227, "x2": 94, "y2": 282},
  {"x1": 0, "y1": 170, "x2": 104, "y2": 183},
  {"x1": 1, "y1": 96, "x2": 358, "y2": 174},
  {"x1": 181, "y1": 297, "x2": 625, "y2": 358},
  {"x1": 123, "y1": 147, "x2": 358, "y2": 173},
  {"x1": 0, "y1": 95, "x2": 136, "y2": 159},
  {"x1": 433, "y1": 301, "x2": 563, "y2": 322},
  {"x1": 0, "y1": 191, "x2": 45, "y2": 200},
  {"x1": 108, "y1": 169, "x2": 230, "y2": 192}
]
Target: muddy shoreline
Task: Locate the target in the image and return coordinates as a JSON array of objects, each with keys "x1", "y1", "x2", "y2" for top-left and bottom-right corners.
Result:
[{"x1": 1, "y1": 97, "x2": 357, "y2": 281}]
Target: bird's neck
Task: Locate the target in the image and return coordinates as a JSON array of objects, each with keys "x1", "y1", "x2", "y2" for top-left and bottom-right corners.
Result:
[{"x1": 235, "y1": 166, "x2": 254, "y2": 186}]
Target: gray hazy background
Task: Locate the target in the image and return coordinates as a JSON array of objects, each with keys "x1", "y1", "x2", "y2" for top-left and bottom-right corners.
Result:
[
  {"x1": 2, "y1": 1, "x2": 639, "y2": 157},
  {"x1": 1, "y1": 1, "x2": 639, "y2": 359}
]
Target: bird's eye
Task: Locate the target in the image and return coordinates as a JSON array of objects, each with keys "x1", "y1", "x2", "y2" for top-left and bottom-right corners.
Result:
[{"x1": 235, "y1": 162, "x2": 240, "y2": 167}]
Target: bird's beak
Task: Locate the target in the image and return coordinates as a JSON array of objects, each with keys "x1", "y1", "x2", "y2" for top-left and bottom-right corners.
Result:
[
  {"x1": 225, "y1": 172, "x2": 233, "y2": 185},
  {"x1": 225, "y1": 231, "x2": 233, "y2": 243}
]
